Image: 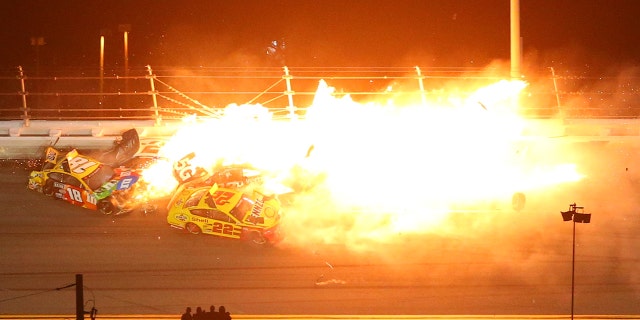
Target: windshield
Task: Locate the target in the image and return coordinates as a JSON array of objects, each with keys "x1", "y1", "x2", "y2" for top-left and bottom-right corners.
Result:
[{"x1": 186, "y1": 189, "x2": 208, "y2": 208}]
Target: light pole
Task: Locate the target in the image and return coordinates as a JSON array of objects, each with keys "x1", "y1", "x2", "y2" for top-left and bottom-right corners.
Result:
[
  {"x1": 99, "y1": 28, "x2": 112, "y2": 109},
  {"x1": 99, "y1": 28, "x2": 110, "y2": 105},
  {"x1": 118, "y1": 24, "x2": 131, "y2": 108},
  {"x1": 118, "y1": 24, "x2": 131, "y2": 77},
  {"x1": 510, "y1": 0, "x2": 522, "y2": 79},
  {"x1": 560, "y1": 203, "x2": 591, "y2": 320}
]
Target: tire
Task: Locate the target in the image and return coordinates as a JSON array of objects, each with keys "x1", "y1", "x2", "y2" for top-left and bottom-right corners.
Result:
[
  {"x1": 43, "y1": 180, "x2": 56, "y2": 197},
  {"x1": 98, "y1": 199, "x2": 115, "y2": 215},
  {"x1": 185, "y1": 222, "x2": 201, "y2": 235},
  {"x1": 248, "y1": 231, "x2": 267, "y2": 246},
  {"x1": 512, "y1": 192, "x2": 526, "y2": 212}
]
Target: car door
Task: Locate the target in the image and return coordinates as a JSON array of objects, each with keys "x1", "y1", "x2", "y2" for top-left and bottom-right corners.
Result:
[{"x1": 59, "y1": 173, "x2": 98, "y2": 210}]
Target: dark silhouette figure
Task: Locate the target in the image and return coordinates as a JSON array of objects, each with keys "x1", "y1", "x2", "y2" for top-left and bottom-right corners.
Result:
[
  {"x1": 181, "y1": 307, "x2": 192, "y2": 320},
  {"x1": 204, "y1": 305, "x2": 216, "y2": 320},
  {"x1": 217, "y1": 306, "x2": 231, "y2": 320},
  {"x1": 193, "y1": 306, "x2": 205, "y2": 320}
]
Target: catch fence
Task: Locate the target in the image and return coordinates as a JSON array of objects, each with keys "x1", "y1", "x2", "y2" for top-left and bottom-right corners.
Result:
[{"x1": 1, "y1": 65, "x2": 639, "y2": 124}]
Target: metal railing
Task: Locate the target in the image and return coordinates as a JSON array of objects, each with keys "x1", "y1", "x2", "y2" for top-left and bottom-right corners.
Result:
[{"x1": 2, "y1": 65, "x2": 640, "y2": 124}]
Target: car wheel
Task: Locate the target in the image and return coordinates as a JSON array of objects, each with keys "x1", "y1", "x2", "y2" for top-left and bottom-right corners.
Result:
[
  {"x1": 249, "y1": 231, "x2": 267, "y2": 246},
  {"x1": 185, "y1": 223, "x2": 201, "y2": 235},
  {"x1": 43, "y1": 180, "x2": 56, "y2": 197},
  {"x1": 512, "y1": 192, "x2": 526, "y2": 212},
  {"x1": 98, "y1": 199, "x2": 115, "y2": 215}
]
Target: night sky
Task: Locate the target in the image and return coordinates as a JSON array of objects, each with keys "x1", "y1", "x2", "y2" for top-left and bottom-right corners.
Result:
[{"x1": 1, "y1": 0, "x2": 639, "y2": 73}]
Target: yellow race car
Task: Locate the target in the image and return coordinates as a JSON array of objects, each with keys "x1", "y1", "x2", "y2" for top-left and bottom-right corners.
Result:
[
  {"x1": 167, "y1": 184, "x2": 283, "y2": 245},
  {"x1": 28, "y1": 147, "x2": 141, "y2": 215},
  {"x1": 27, "y1": 129, "x2": 144, "y2": 215}
]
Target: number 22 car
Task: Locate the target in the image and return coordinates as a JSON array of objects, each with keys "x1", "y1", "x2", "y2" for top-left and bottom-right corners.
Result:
[{"x1": 167, "y1": 184, "x2": 283, "y2": 246}]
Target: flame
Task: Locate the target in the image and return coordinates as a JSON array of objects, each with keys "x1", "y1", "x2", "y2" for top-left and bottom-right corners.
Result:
[{"x1": 137, "y1": 79, "x2": 584, "y2": 251}]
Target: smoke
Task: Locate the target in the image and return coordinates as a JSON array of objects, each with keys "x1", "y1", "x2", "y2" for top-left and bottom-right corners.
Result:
[
  {"x1": 260, "y1": 67, "x2": 640, "y2": 305},
  {"x1": 137, "y1": 52, "x2": 640, "y2": 298},
  {"x1": 268, "y1": 77, "x2": 571, "y2": 254}
]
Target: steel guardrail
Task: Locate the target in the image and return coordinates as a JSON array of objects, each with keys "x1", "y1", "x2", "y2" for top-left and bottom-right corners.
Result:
[{"x1": 2, "y1": 66, "x2": 640, "y2": 122}]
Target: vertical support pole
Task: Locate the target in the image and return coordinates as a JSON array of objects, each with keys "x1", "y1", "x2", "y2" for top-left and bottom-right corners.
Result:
[
  {"x1": 146, "y1": 65, "x2": 161, "y2": 126},
  {"x1": 17, "y1": 66, "x2": 30, "y2": 127},
  {"x1": 119, "y1": 24, "x2": 131, "y2": 109},
  {"x1": 510, "y1": 0, "x2": 522, "y2": 79},
  {"x1": 283, "y1": 66, "x2": 295, "y2": 119},
  {"x1": 123, "y1": 31, "x2": 129, "y2": 79},
  {"x1": 75, "y1": 274, "x2": 84, "y2": 320},
  {"x1": 415, "y1": 66, "x2": 427, "y2": 106},
  {"x1": 123, "y1": 31, "x2": 129, "y2": 109},
  {"x1": 571, "y1": 219, "x2": 576, "y2": 320},
  {"x1": 550, "y1": 67, "x2": 562, "y2": 112},
  {"x1": 99, "y1": 35, "x2": 105, "y2": 105}
]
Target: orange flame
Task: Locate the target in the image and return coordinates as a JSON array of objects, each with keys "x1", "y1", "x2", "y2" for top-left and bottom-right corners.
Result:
[{"x1": 138, "y1": 79, "x2": 584, "y2": 251}]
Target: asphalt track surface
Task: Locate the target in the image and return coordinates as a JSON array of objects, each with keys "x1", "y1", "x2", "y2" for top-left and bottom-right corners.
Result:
[{"x1": 1, "y1": 142, "x2": 640, "y2": 316}]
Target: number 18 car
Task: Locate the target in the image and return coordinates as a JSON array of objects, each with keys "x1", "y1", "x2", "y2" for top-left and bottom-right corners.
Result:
[{"x1": 28, "y1": 147, "x2": 141, "y2": 215}]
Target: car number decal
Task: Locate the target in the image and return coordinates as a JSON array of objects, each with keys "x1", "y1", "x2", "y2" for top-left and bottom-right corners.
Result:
[
  {"x1": 65, "y1": 187, "x2": 97, "y2": 205},
  {"x1": 212, "y1": 222, "x2": 231, "y2": 235},
  {"x1": 173, "y1": 152, "x2": 206, "y2": 183},
  {"x1": 66, "y1": 187, "x2": 83, "y2": 202},
  {"x1": 210, "y1": 190, "x2": 235, "y2": 206},
  {"x1": 211, "y1": 222, "x2": 241, "y2": 237},
  {"x1": 68, "y1": 156, "x2": 97, "y2": 174}
]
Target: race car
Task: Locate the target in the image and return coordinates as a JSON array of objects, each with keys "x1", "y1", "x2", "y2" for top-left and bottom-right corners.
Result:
[
  {"x1": 167, "y1": 184, "x2": 283, "y2": 245},
  {"x1": 172, "y1": 152, "x2": 263, "y2": 189},
  {"x1": 27, "y1": 129, "x2": 143, "y2": 215},
  {"x1": 28, "y1": 148, "x2": 141, "y2": 214}
]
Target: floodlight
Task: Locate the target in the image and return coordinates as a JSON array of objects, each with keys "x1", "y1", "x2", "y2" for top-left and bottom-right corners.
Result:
[{"x1": 559, "y1": 202, "x2": 592, "y2": 320}]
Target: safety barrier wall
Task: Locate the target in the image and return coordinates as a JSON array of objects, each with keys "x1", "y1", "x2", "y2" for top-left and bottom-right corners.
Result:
[
  {"x1": 2, "y1": 118, "x2": 640, "y2": 160},
  {"x1": 0, "y1": 120, "x2": 182, "y2": 159},
  {"x1": 2, "y1": 64, "x2": 640, "y2": 159}
]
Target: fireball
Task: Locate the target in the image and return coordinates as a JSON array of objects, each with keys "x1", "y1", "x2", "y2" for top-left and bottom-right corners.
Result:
[{"x1": 138, "y1": 78, "x2": 583, "y2": 251}]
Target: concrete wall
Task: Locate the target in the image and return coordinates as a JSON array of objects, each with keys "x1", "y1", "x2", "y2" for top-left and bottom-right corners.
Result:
[
  {"x1": 0, "y1": 120, "x2": 182, "y2": 159},
  {"x1": 1, "y1": 119, "x2": 640, "y2": 159}
]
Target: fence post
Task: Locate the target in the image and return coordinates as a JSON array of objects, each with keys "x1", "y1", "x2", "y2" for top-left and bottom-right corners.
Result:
[
  {"x1": 283, "y1": 66, "x2": 296, "y2": 118},
  {"x1": 17, "y1": 66, "x2": 30, "y2": 127},
  {"x1": 146, "y1": 65, "x2": 161, "y2": 126},
  {"x1": 75, "y1": 274, "x2": 84, "y2": 320},
  {"x1": 415, "y1": 66, "x2": 427, "y2": 106}
]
